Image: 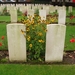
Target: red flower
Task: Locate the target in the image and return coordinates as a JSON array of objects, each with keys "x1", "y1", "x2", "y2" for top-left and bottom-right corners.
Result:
[
  {"x1": 1, "y1": 36, "x2": 4, "y2": 40},
  {"x1": 0, "y1": 42, "x2": 2, "y2": 46},
  {"x1": 23, "y1": 11, "x2": 27, "y2": 16},
  {"x1": 70, "y1": 16, "x2": 74, "y2": 20},
  {"x1": 72, "y1": 0, "x2": 75, "y2": 3},
  {"x1": 70, "y1": 38, "x2": 75, "y2": 43}
]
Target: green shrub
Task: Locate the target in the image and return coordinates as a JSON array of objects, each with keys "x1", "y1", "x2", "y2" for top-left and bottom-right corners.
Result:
[{"x1": 19, "y1": 14, "x2": 57, "y2": 61}]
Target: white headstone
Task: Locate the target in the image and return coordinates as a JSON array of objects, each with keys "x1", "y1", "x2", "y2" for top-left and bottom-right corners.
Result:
[
  {"x1": 27, "y1": 9, "x2": 34, "y2": 18},
  {"x1": 55, "y1": 5, "x2": 58, "y2": 11},
  {"x1": 49, "y1": 5, "x2": 55, "y2": 13},
  {"x1": 58, "y1": 9, "x2": 66, "y2": 24},
  {"x1": 45, "y1": 24, "x2": 66, "y2": 62},
  {"x1": 6, "y1": 4, "x2": 11, "y2": 13},
  {"x1": 7, "y1": 23, "x2": 26, "y2": 62},
  {"x1": 0, "y1": 5, "x2": 5, "y2": 13},
  {"x1": 15, "y1": 4, "x2": 19, "y2": 10},
  {"x1": 62, "y1": 6, "x2": 66, "y2": 10},
  {"x1": 32, "y1": 4, "x2": 38, "y2": 13},
  {"x1": 0, "y1": 7, "x2": 3, "y2": 13},
  {"x1": 37, "y1": 4, "x2": 42, "y2": 10},
  {"x1": 43, "y1": 5, "x2": 50, "y2": 15},
  {"x1": 33, "y1": 4, "x2": 38, "y2": 9},
  {"x1": 68, "y1": 6, "x2": 72, "y2": 13},
  {"x1": 19, "y1": 5, "x2": 27, "y2": 13},
  {"x1": 10, "y1": 7, "x2": 17, "y2": 23},
  {"x1": 27, "y1": 4, "x2": 31, "y2": 9},
  {"x1": 10, "y1": 4, "x2": 15, "y2": 7},
  {"x1": 39, "y1": 10, "x2": 46, "y2": 20}
]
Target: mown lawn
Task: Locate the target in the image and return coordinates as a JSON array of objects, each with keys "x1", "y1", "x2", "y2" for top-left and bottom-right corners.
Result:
[
  {"x1": 0, "y1": 23, "x2": 75, "y2": 51},
  {"x1": 65, "y1": 26, "x2": 75, "y2": 51},
  {"x1": 0, "y1": 23, "x2": 8, "y2": 50},
  {"x1": 0, "y1": 7, "x2": 75, "y2": 75},
  {"x1": 0, "y1": 8, "x2": 75, "y2": 51},
  {"x1": 0, "y1": 16, "x2": 23, "y2": 22},
  {"x1": 0, "y1": 64, "x2": 75, "y2": 75},
  {"x1": 0, "y1": 16, "x2": 10, "y2": 22}
]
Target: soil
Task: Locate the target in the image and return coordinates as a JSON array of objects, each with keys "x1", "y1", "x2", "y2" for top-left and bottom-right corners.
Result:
[{"x1": 0, "y1": 50, "x2": 75, "y2": 64}]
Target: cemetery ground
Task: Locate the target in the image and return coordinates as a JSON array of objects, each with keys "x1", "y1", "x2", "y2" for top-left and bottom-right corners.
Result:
[
  {"x1": 0, "y1": 16, "x2": 75, "y2": 74},
  {"x1": 0, "y1": 64, "x2": 75, "y2": 75},
  {"x1": 0, "y1": 18, "x2": 75, "y2": 64}
]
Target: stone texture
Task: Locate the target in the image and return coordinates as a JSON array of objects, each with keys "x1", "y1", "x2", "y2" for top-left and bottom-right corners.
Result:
[
  {"x1": 27, "y1": 9, "x2": 34, "y2": 18},
  {"x1": 7, "y1": 23, "x2": 26, "y2": 62},
  {"x1": 10, "y1": 7, "x2": 17, "y2": 23},
  {"x1": 43, "y1": 5, "x2": 50, "y2": 15},
  {"x1": 39, "y1": 10, "x2": 46, "y2": 20},
  {"x1": 49, "y1": 5, "x2": 55, "y2": 13},
  {"x1": 58, "y1": 9, "x2": 66, "y2": 25},
  {"x1": 45, "y1": 24, "x2": 66, "y2": 62},
  {"x1": 68, "y1": 6, "x2": 72, "y2": 13}
]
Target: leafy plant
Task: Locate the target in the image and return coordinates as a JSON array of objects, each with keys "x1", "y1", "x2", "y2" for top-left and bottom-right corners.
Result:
[{"x1": 20, "y1": 14, "x2": 57, "y2": 61}]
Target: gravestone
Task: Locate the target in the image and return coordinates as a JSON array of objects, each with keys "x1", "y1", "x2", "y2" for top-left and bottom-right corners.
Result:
[
  {"x1": 39, "y1": 10, "x2": 46, "y2": 20},
  {"x1": 0, "y1": 5, "x2": 4, "y2": 13},
  {"x1": 58, "y1": 9, "x2": 66, "y2": 24},
  {"x1": 68, "y1": 6, "x2": 72, "y2": 13},
  {"x1": 45, "y1": 24, "x2": 66, "y2": 62},
  {"x1": 6, "y1": 4, "x2": 11, "y2": 14},
  {"x1": 55, "y1": 5, "x2": 58, "y2": 11},
  {"x1": 62, "y1": 6, "x2": 66, "y2": 10},
  {"x1": 37, "y1": 4, "x2": 42, "y2": 10},
  {"x1": 15, "y1": 4, "x2": 19, "y2": 10},
  {"x1": 10, "y1": 4, "x2": 15, "y2": 7},
  {"x1": 43, "y1": 5, "x2": 50, "y2": 15},
  {"x1": 0, "y1": 6, "x2": 3, "y2": 13},
  {"x1": 7, "y1": 23, "x2": 26, "y2": 62},
  {"x1": 27, "y1": 4, "x2": 31, "y2": 9},
  {"x1": 19, "y1": 5, "x2": 27, "y2": 13},
  {"x1": 27, "y1": 9, "x2": 34, "y2": 18},
  {"x1": 10, "y1": 7, "x2": 17, "y2": 23},
  {"x1": 49, "y1": 5, "x2": 55, "y2": 13},
  {"x1": 32, "y1": 4, "x2": 38, "y2": 13}
]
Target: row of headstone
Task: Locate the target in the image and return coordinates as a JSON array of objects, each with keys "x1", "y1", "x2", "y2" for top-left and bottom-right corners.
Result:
[
  {"x1": 0, "y1": 4, "x2": 72, "y2": 15},
  {"x1": 0, "y1": 4, "x2": 67, "y2": 24},
  {"x1": 6, "y1": 4, "x2": 66, "y2": 62},
  {"x1": 7, "y1": 23, "x2": 66, "y2": 62},
  {"x1": 0, "y1": 4, "x2": 72, "y2": 10}
]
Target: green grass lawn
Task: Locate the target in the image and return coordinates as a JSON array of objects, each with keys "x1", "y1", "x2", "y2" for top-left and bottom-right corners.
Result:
[
  {"x1": 0, "y1": 16, "x2": 10, "y2": 22},
  {"x1": 0, "y1": 64, "x2": 75, "y2": 75},
  {"x1": 0, "y1": 6, "x2": 75, "y2": 75},
  {"x1": 0, "y1": 23, "x2": 75, "y2": 51},
  {"x1": 0, "y1": 16, "x2": 23, "y2": 22},
  {"x1": 0, "y1": 9, "x2": 75, "y2": 51},
  {"x1": 0, "y1": 23, "x2": 8, "y2": 50},
  {"x1": 65, "y1": 26, "x2": 75, "y2": 51}
]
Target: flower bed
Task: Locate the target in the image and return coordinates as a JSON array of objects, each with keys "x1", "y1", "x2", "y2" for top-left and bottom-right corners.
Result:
[{"x1": 20, "y1": 14, "x2": 57, "y2": 61}]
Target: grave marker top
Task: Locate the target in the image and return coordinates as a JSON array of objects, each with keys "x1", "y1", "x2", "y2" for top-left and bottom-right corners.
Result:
[
  {"x1": 39, "y1": 10, "x2": 46, "y2": 20},
  {"x1": 10, "y1": 7, "x2": 17, "y2": 23},
  {"x1": 58, "y1": 9, "x2": 66, "y2": 25}
]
